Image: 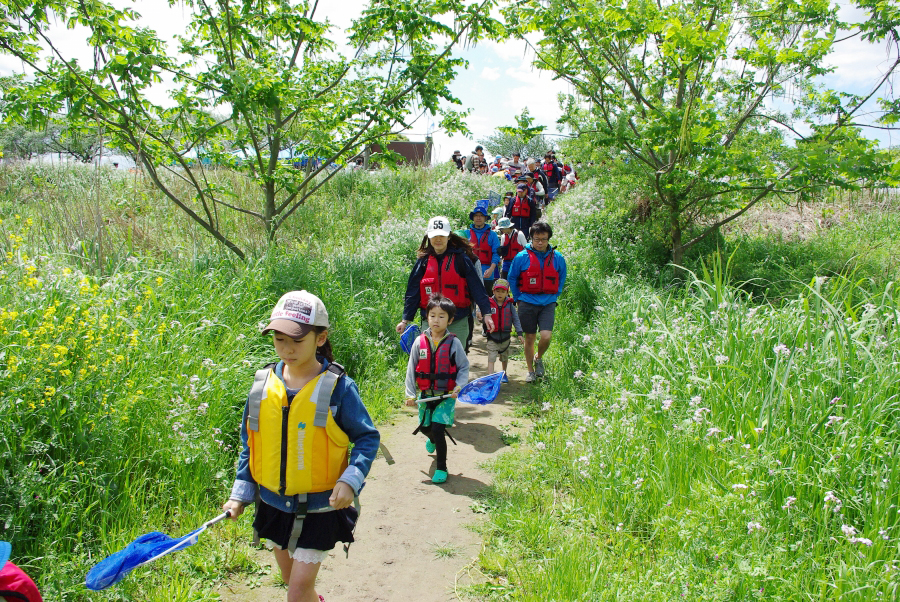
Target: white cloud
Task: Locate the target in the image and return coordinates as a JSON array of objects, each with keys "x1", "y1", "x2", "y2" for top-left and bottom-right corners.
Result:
[{"x1": 481, "y1": 67, "x2": 501, "y2": 81}]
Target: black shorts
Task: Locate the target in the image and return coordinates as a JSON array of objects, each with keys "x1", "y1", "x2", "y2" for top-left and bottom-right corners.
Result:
[
  {"x1": 517, "y1": 301, "x2": 557, "y2": 334},
  {"x1": 253, "y1": 501, "x2": 358, "y2": 552}
]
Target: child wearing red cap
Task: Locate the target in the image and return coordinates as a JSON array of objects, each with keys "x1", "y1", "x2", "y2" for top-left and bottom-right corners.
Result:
[{"x1": 476, "y1": 279, "x2": 524, "y2": 383}]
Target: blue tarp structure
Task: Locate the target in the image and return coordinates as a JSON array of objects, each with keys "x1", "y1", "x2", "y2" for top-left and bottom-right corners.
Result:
[
  {"x1": 399, "y1": 323, "x2": 420, "y2": 354},
  {"x1": 85, "y1": 513, "x2": 228, "y2": 590}
]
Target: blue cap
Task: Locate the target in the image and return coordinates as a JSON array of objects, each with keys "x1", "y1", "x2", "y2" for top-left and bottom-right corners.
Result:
[
  {"x1": 0, "y1": 540, "x2": 10, "y2": 569},
  {"x1": 469, "y1": 206, "x2": 489, "y2": 219}
]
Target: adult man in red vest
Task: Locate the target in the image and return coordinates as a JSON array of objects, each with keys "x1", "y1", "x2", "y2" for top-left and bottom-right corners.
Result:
[{"x1": 506, "y1": 221, "x2": 567, "y2": 383}]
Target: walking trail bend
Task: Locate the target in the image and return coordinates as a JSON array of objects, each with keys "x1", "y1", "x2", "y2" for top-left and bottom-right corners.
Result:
[{"x1": 218, "y1": 334, "x2": 532, "y2": 601}]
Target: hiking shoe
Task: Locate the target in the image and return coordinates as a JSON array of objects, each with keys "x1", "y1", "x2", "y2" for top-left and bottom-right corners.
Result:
[
  {"x1": 525, "y1": 372, "x2": 536, "y2": 383},
  {"x1": 432, "y1": 469, "x2": 448, "y2": 484},
  {"x1": 501, "y1": 372, "x2": 509, "y2": 384},
  {"x1": 426, "y1": 440, "x2": 436, "y2": 454},
  {"x1": 535, "y1": 358, "x2": 545, "y2": 378}
]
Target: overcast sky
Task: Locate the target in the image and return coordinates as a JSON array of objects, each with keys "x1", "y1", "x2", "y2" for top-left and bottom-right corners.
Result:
[{"x1": 0, "y1": 0, "x2": 894, "y2": 164}]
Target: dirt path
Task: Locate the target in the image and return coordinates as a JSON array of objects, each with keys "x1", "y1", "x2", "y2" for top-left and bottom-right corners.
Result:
[{"x1": 218, "y1": 333, "x2": 531, "y2": 601}]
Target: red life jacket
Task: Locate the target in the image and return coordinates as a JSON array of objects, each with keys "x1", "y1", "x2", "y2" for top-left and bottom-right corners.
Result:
[
  {"x1": 511, "y1": 194, "x2": 531, "y2": 217},
  {"x1": 518, "y1": 248, "x2": 561, "y2": 295},
  {"x1": 485, "y1": 297, "x2": 514, "y2": 342},
  {"x1": 542, "y1": 162, "x2": 555, "y2": 180},
  {"x1": 419, "y1": 254, "x2": 470, "y2": 309},
  {"x1": 502, "y1": 230, "x2": 524, "y2": 261},
  {"x1": 469, "y1": 228, "x2": 493, "y2": 266},
  {"x1": 414, "y1": 333, "x2": 458, "y2": 392}
]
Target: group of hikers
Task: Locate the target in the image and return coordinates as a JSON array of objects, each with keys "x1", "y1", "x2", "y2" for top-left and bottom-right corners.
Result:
[
  {"x1": 218, "y1": 207, "x2": 566, "y2": 601},
  {"x1": 451, "y1": 146, "x2": 579, "y2": 198},
  {"x1": 1, "y1": 203, "x2": 567, "y2": 602}
]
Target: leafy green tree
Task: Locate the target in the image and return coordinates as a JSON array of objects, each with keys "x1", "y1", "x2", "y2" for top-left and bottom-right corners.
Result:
[
  {"x1": 0, "y1": 0, "x2": 501, "y2": 259},
  {"x1": 45, "y1": 123, "x2": 104, "y2": 163},
  {"x1": 479, "y1": 108, "x2": 552, "y2": 158},
  {"x1": 506, "y1": 0, "x2": 900, "y2": 268},
  {"x1": 0, "y1": 124, "x2": 48, "y2": 160}
]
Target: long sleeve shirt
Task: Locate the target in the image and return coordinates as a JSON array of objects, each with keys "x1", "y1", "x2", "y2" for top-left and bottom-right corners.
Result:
[
  {"x1": 401, "y1": 248, "x2": 492, "y2": 324},
  {"x1": 229, "y1": 359, "x2": 381, "y2": 513}
]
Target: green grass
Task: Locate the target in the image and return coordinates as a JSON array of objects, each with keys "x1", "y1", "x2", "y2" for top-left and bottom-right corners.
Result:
[
  {"x1": 465, "y1": 187, "x2": 900, "y2": 601},
  {"x1": 0, "y1": 162, "x2": 497, "y2": 599},
  {"x1": 2, "y1": 161, "x2": 900, "y2": 600}
]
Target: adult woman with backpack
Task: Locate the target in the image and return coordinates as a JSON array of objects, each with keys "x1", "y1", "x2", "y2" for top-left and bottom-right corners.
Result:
[{"x1": 396, "y1": 216, "x2": 494, "y2": 348}]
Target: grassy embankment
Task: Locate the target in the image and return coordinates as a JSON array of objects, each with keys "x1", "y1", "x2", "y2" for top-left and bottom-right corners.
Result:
[
  {"x1": 0, "y1": 162, "x2": 504, "y2": 600},
  {"x1": 465, "y1": 179, "x2": 900, "y2": 600},
  {"x1": 2, "y1": 161, "x2": 899, "y2": 600}
]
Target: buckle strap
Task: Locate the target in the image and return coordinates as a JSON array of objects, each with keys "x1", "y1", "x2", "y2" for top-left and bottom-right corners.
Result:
[{"x1": 286, "y1": 495, "x2": 308, "y2": 554}]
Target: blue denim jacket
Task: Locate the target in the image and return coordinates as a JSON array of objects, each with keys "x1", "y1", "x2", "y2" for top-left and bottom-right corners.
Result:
[{"x1": 228, "y1": 359, "x2": 381, "y2": 513}]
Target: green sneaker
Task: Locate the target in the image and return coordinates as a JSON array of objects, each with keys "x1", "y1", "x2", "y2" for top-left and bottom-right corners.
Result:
[
  {"x1": 432, "y1": 469, "x2": 448, "y2": 484},
  {"x1": 426, "y1": 440, "x2": 436, "y2": 453}
]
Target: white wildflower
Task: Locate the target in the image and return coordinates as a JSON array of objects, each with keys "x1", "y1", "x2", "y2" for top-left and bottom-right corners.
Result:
[
  {"x1": 825, "y1": 415, "x2": 844, "y2": 428},
  {"x1": 714, "y1": 355, "x2": 729, "y2": 365},
  {"x1": 747, "y1": 521, "x2": 764, "y2": 533},
  {"x1": 773, "y1": 343, "x2": 791, "y2": 357},
  {"x1": 782, "y1": 496, "x2": 797, "y2": 510}
]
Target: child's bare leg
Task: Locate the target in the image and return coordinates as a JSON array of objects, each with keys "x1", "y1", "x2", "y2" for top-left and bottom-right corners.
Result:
[
  {"x1": 273, "y1": 547, "x2": 293, "y2": 584},
  {"x1": 501, "y1": 358, "x2": 509, "y2": 373},
  {"x1": 486, "y1": 360, "x2": 495, "y2": 373},
  {"x1": 287, "y1": 558, "x2": 321, "y2": 602}
]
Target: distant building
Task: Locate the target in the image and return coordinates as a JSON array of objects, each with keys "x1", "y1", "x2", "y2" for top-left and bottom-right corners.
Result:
[{"x1": 352, "y1": 140, "x2": 430, "y2": 168}]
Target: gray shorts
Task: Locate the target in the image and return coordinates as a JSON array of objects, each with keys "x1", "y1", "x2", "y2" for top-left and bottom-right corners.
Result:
[
  {"x1": 517, "y1": 301, "x2": 556, "y2": 334},
  {"x1": 486, "y1": 338, "x2": 512, "y2": 363}
]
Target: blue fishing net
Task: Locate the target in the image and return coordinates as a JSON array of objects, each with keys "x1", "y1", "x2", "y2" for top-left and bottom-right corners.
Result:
[
  {"x1": 399, "y1": 323, "x2": 420, "y2": 354},
  {"x1": 85, "y1": 528, "x2": 203, "y2": 590},
  {"x1": 458, "y1": 372, "x2": 504, "y2": 405}
]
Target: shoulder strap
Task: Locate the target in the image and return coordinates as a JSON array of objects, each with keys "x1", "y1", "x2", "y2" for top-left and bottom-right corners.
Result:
[
  {"x1": 313, "y1": 362, "x2": 345, "y2": 428},
  {"x1": 247, "y1": 363, "x2": 275, "y2": 432}
]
